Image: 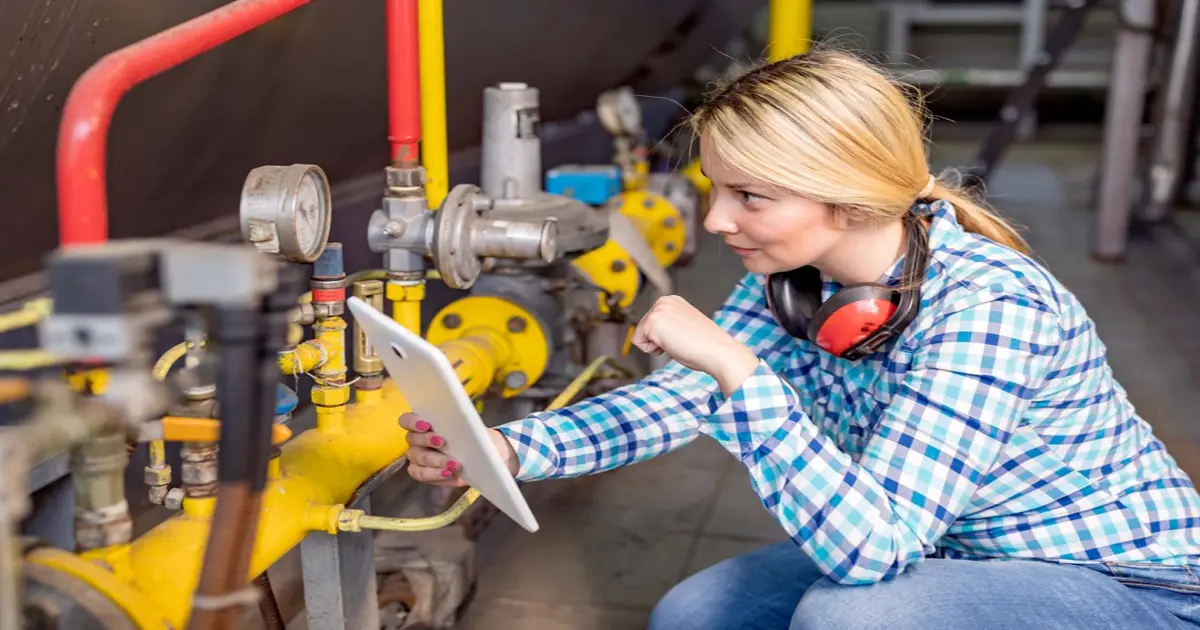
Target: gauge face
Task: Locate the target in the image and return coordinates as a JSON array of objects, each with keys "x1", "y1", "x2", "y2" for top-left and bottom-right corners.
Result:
[
  {"x1": 294, "y1": 170, "x2": 324, "y2": 258},
  {"x1": 240, "y1": 164, "x2": 332, "y2": 263}
]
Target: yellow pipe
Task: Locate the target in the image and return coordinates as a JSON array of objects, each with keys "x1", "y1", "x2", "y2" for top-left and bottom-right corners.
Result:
[
  {"x1": 418, "y1": 0, "x2": 449, "y2": 208},
  {"x1": 0, "y1": 350, "x2": 62, "y2": 370},
  {"x1": 0, "y1": 297, "x2": 51, "y2": 333},
  {"x1": 277, "y1": 338, "x2": 330, "y2": 375},
  {"x1": 115, "y1": 383, "x2": 413, "y2": 628},
  {"x1": 769, "y1": 0, "x2": 812, "y2": 62},
  {"x1": 547, "y1": 355, "x2": 613, "y2": 410},
  {"x1": 437, "y1": 327, "x2": 513, "y2": 399},
  {"x1": 387, "y1": 280, "x2": 425, "y2": 335},
  {"x1": 26, "y1": 547, "x2": 169, "y2": 629}
]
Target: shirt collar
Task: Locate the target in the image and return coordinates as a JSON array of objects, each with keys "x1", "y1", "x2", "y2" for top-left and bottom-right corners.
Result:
[{"x1": 820, "y1": 199, "x2": 958, "y2": 301}]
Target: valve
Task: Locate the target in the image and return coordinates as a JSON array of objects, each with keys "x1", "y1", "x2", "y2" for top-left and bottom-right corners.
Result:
[{"x1": 367, "y1": 171, "x2": 559, "y2": 290}]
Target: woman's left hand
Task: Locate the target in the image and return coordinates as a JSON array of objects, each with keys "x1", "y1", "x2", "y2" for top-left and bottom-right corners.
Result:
[{"x1": 631, "y1": 295, "x2": 759, "y2": 394}]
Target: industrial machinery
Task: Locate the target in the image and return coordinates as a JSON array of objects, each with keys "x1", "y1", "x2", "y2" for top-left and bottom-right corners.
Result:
[{"x1": 0, "y1": 0, "x2": 710, "y2": 628}]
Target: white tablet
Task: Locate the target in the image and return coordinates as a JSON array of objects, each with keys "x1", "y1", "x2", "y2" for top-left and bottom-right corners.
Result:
[{"x1": 346, "y1": 296, "x2": 539, "y2": 533}]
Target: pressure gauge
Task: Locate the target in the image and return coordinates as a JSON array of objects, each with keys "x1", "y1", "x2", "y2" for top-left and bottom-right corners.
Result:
[
  {"x1": 240, "y1": 164, "x2": 333, "y2": 263},
  {"x1": 597, "y1": 86, "x2": 641, "y2": 136}
]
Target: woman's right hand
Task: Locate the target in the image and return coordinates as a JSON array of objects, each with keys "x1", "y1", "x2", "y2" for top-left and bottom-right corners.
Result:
[{"x1": 399, "y1": 412, "x2": 520, "y2": 486}]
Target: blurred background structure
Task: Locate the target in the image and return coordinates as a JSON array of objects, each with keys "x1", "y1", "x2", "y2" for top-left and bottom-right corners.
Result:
[{"x1": 1, "y1": 1, "x2": 1197, "y2": 629}]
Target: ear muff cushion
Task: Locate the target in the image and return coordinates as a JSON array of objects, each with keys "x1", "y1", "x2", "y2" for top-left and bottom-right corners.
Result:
[
  {"x1": 809, "y1": 285, "x2": 899, "y2": 357},
  {"x1": 766, "y1": 267, "x2": 823, "y2": 340}
]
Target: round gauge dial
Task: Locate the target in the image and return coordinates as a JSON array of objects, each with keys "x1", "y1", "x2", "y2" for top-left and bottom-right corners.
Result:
[{"x1": 240, "y1": 164, "x2": 333, "y2": 263}]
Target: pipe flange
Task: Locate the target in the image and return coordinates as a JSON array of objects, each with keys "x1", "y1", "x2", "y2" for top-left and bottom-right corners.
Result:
[
  {"x1": 426, "y1": 296, "x2": 551, "y2": 398},
  {"x1": 432, "y1": 184, "x2": 486, "y2": 289}
]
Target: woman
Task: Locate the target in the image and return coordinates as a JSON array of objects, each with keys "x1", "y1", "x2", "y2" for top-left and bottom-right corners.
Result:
[{"x1": 401, "y1": 50, "x2": 1200, "y2": 629}]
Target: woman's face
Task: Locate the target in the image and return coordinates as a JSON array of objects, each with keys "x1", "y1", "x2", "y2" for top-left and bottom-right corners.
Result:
[{"x1": 699, "y1": 135, "x2": 845, "y2": 275}]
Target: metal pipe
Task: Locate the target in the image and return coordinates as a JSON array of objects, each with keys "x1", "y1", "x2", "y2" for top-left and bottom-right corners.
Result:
[
  {"x1": 768, "y1": 0, "x2": 811, "y2": 62},
  {"x1": 388, "y1": 0, "x2": 422, "y2": 166},
  {"x1": 56, "y1": 0, "x2": 314, "y2": 246},
  {"x1": 1092, "y1": 0, "x2": 1157, "y2": 260},
  {"x1": 1144, "y1": 0, "x2": 1200, "y2": 221},
  {"x1": 419, "y1": 0, "x2": 449, "y2": 207}
]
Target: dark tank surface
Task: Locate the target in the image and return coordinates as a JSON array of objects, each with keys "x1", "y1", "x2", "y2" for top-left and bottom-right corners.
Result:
[{"x1": 0, "y1": 0, "x2": 761, "y2": 283}]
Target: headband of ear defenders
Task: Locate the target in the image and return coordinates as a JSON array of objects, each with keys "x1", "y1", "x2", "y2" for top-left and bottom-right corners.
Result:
[{"x1": 765, "y1": 211, "x2": 931, "y2": 360}]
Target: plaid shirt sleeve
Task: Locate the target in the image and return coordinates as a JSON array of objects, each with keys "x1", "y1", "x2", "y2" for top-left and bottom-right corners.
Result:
[
  {"x1": 715, "y1": 289, "x2": 1062, "y2": 585},
  {"x1": 496, "y1": 273, "x2": 794, "y2": 481}
]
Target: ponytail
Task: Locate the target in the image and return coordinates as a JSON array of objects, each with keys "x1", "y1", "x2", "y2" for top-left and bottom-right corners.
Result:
[{"x1": 928, "y1": 179, "x2": 1031, "y2": 255}]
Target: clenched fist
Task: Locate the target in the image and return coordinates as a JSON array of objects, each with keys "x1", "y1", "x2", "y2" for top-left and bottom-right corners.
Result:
[{"x1": 631, "y1": 295, "x2": 759, "y2": 395}]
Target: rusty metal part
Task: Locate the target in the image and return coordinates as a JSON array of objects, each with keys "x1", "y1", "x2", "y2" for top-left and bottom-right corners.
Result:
[{"x1": 181, "y1": 442, "x2": 220, "y2": 499}]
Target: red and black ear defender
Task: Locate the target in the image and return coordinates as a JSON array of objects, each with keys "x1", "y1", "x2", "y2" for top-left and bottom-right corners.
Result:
[{"x1": 765, "y1": 213, "x2": 932, "y2": 360}]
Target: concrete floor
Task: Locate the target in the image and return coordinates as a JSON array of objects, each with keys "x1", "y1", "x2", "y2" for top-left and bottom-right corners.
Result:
[{"x1": 455, "y1": 135, "x2": 1200, "y2": 629}]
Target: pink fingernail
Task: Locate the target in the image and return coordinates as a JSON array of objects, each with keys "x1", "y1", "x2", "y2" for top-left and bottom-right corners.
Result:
[
  {"x1": 441, "y1": 469, "x2": 452, "y2": 478},
  {"x1": 415, "y1": 420, "x2": 431, "y2": 431},
  {"x1": 431, "y1": 435, "x2": 444, "y2": 446},
  {"x1": 446, "y1": 461, "x2": 458, "y2": 471}
]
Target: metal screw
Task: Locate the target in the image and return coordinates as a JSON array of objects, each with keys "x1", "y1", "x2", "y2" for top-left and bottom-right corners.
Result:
[
  {"x1": 504, "y1": 371, "x2": 528, "y2": 389},
  {"x1": 507, "y1": 316, "x2": 527, "y2": 333},
  {"x1": 382, "y1": 221, "x2": 405, "y2": 238},
  {"x1": 665, "y1": 242, "x2": 676, "y2": 252},
  {"x1": 663, "y1": 217, "x2": 677, "y2": 228},
  {"x1": 642, "y1": 198, "x2": 655, "y2": 209},
  {"x1": 442, "y1": 313, "x2": 462, "y2": 329},
  {"x1": 610, "y1": 260, "x2": 627, "y2": 273}
]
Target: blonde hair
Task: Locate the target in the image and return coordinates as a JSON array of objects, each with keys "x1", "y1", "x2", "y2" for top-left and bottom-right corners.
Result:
[{"x1": 689, "y1": 49, "x2": 1030, "y2": 255}]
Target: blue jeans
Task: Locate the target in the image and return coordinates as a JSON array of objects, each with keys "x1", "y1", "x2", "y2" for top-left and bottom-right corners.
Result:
[{"x1": 648, "y1": 541, "x2": 1200, "y2": 629}]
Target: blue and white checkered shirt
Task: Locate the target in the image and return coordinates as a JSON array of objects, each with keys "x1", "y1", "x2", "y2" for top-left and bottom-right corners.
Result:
[{"x1": 497, "y1": 200, "x2": 1200, "y2": 585}]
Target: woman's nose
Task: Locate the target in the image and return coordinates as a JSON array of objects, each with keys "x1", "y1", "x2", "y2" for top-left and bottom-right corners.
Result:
[{"x1": 703, "y1": 201, "x2": 736, "y2": 235}]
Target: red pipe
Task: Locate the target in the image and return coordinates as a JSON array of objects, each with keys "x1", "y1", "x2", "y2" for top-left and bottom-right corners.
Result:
[
  {"x1": 55, "y1": 0, "x2": 314, "y2": 247},
  {"x1": 387, "y1": 0, "x2": 421, "y2": 166}
]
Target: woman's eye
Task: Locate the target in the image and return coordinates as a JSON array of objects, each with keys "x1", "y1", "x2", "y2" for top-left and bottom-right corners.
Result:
[{"x1": 739, "y1": 191, "x2": 764, "y2": 204}]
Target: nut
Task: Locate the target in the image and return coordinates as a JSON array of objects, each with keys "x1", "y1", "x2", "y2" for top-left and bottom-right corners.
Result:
[
  {"x1": 442, "y1": 313, "x2": 462, "y2": 329},
  {"x1": 313, "y1": 302, "x2": 345, "y2": 319},
  {"x1": 507, "y1": 317, "x2": 527, "y2": 333},
  {"x1": 144, "y1": 465, "x2": 172, "y2": 487},
  {"x1": 312, "y1": 385, "x2": 350, "y2": 407},
  {"x1": 386, "y1": 166, "x2": 427, "y2": 189},
  {"x1": 164, "y1": 488, "x2": 185, "y2": 510},
  {"x1": 148, "y1": 485, "x2": 169, "y2": 505}
]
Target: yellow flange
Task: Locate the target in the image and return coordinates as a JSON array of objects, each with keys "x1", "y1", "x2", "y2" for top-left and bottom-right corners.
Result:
[
  {"x1": 25, "y1": 547, "x2": 170, "y2": 629},
  {"x1": 571, "y1": 239, "x2": 641, "y2": 314},
  {"x1": 425, "y1": 296, "x2": 550, "y2": 398},
  {"x1": 615, "y1": 190, "x2": 686, "y2": 268}
]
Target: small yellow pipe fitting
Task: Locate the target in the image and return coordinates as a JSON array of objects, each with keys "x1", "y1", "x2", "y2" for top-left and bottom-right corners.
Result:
[
  {"x1": 387, "y1": 280, "x2": 425, "y2": 335},
  {"x1": 277, "y1": 338, "x2": 330, "y2": 375}
]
